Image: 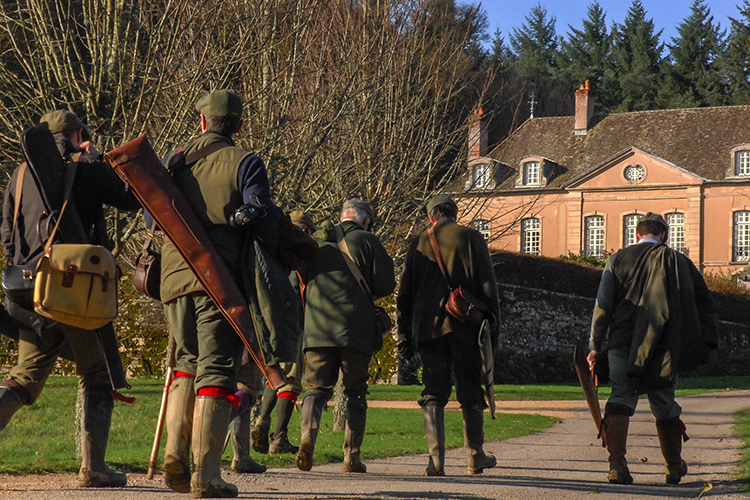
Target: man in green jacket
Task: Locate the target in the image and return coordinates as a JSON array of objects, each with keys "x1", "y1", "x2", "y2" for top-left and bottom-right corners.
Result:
[
  {"x1": 588, "y1": 213, "x2": 718, "y2": 485},
  {"x1": 295, "y1": 199, "x2": 395, "y2": 473},
  {"x1": 160, "y1": 89, "x2": 281, "y2": 498},
  {"x1": 396, "y1": 194, "x2": 500, "y2": 476}
]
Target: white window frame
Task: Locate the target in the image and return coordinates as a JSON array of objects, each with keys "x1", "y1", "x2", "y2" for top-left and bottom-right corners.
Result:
[
  {"x1": 521, "y1": 218, "x2": 540, "y2": 255},
  {"x1": 734, "y1": 211, "x2": 750, "y2": 262},
  {"x1": 623, "y1": 213, "x2": 644, "y2": 248},
  {"x1": 666, "y1": 213, "x2": 686, "y2": 254},
  {"x1": 736, "y1": 151, "x2": 750, "y2": 176},
  {"x1": 472, "y1": 164, "x2": 490, "y2": 189},
  {"x1": 472, "y1": 219, "x2": 490, "y2": 241},
  {"x1": 523, "y1": 161, "x2": 540, "y2": 186},
  {"x1": 585, "y1": 215, "x2": 605, "y2": 258}
]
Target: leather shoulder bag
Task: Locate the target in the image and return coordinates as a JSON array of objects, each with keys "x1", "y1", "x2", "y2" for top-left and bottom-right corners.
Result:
[{"x1": 427, "y1": 226, "x2": 488, "y2": 325}]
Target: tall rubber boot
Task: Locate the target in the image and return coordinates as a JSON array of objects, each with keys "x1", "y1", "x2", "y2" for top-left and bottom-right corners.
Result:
[
  {"x1": 0, "y1": 382, "x2": 27, "y2": 432},
  {"x1": 655, "y1": 417, "x2": 689, "y2": 484},
  {"x1": 462, "y1": 407, "x2": 496, "y2": 475},
  {"x1": 269, "y1": 397, "x2": 299, "y2": 454},
  {"x1": 342, "y1": 398, "x2": 367, "y2": 473},
  {"x1": 295, "y1": 394, "x2": 325, "y2": 471},
  {"x1": 423, "y1": 405, "x2": 445, "y2": 476},
  {"x1": 163, "y1": 376, "x2": 195, "y2": 493},
  {"x1": 251, "y1": 385, "x2": 276, "y2": 454},
  {"x1": 191, "y1": 396, "x2": 237, "y2": 498},
  {"x1": 78, "y1": 386, "x2": 127, "y2": 487},
  {"x1": 602, "y1": 409, "x2": 634, "y2": 484},
  {"x1": 230, "y1": 409, "x2": 267, "y2": 473}
]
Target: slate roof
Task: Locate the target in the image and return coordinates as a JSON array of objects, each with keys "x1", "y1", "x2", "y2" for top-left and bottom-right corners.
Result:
[{"x1": 485, "y1": 105, "x2": 750, "y2": 190}]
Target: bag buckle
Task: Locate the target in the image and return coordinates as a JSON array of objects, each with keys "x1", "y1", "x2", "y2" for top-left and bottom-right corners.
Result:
[
  {"x1": 22, "y1": 270, "x2": 33, "y2": 280},
  {"x1": 62, "y1": 264, "x2": 78, "y2": 288}
]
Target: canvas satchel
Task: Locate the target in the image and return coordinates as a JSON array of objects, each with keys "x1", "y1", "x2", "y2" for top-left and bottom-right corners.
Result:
[
  {"x1": 334, "y1": 224, "x2": 393, "y2": 337},
  {"x1": 33, "y1": 162, "x2": 120, "y2": 330},
  {"x1": 427, "y1": 226, "x2": 488, "y2": 325}
]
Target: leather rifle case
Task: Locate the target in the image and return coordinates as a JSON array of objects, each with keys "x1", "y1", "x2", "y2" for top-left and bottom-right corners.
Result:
[{"x1": 104, "y1": 135, "x2": 287, "y2": 390}]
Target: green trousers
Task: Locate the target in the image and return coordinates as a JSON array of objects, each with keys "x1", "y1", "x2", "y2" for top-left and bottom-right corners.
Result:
[
  {"x1": 8, "y1": 323, "x2": 110, "y2": 404},
  {"x1": 164, "y1": 292, "x2": 244, "y2": 392}
]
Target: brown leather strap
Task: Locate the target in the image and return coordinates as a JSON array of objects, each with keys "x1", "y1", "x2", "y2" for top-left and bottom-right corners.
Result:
[
  {"x1": 140, "y1": 219, "x2": 158, "y2": 254},
  {"x1": 427, "y1": 226, "x2": 452, "y2": 289},
  {"x1": 43, "y1": 162, "x2": 78, "y2": 253},
  {"x1": 334, "y1": 224, "x2": 372, "y2": 297},
  {"x1": 8, "y1": 164, "x2": 27, "y2": 255}
]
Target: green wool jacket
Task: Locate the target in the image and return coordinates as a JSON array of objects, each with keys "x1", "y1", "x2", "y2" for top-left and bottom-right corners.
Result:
[
  {"x1": 160, "y1": 133, "x2": 250, "y2": 303},
  {"x1": 396, "y1": 219, "x2": 500, "y2": 347},
  {"x1": 302, "y1": 220, "x2": 395, "y2": 355}
]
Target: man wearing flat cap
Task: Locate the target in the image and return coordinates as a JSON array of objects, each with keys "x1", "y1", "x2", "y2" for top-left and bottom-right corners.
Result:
[
  {"x1": 0, "y1": 109, "x2": 141, "y2": 487},
  {"x1": 396, "y1": 194, "x2": 500, "y2": 476},
  {"x1": 588, "y1": 212, "x2": 718, "y2": 486},
  {"x1": 159, "y1": 89, "x2": 282, "y2": 497}
]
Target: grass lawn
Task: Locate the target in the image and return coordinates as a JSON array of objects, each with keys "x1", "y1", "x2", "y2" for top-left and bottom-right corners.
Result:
[
  {"x1": 369, "y1": 375, "x2": 750, "y2": 401},
  {"x1": 0, "y1": 376, "x2": 554, "y2": 474}
]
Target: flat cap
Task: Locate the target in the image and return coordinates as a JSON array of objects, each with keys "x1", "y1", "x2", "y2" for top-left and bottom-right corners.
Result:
[
  {"x1": 290, "y1": 210, "x2": 317, "y2": 233},
  {"x1": 195, "y1": 89, "x2": 243, "y2": 119},
  {"x1": 641, "y1": 212, "x2": 669, "y2": 231},
  {"x1": 40, "y1": 109, "x2": 90, "y2": 141},
  {"x1": 426, "y1": 194, "x2": 457, "y2": 215}
]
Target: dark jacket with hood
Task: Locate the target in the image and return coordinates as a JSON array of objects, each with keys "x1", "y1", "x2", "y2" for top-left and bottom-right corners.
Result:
[{"x1": 302, "y1": 219, "x2": 395, "y2": 355}]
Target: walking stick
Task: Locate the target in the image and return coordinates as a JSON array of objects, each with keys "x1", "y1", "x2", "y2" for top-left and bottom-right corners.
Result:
[{"x1": 147, "y1": 335, "x2": 177, "y2": 479}]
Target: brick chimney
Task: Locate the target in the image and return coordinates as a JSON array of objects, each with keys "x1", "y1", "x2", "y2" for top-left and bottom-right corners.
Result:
[
  {"x1": 468, "y1": 107, "x2": 487, "y2": 158},
  {"x1": 574, "y1": 80, "x2": 594, "y2": 135}
]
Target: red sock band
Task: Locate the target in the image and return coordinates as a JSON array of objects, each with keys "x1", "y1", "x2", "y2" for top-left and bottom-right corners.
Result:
[
  {"x1": 278, "y1": 391, "x2": 297, "y2": 402},
  {"x1": 197, "y1": 387, "x2": 240, "y2": 408},
  {"x1": 173, "y1": 371, "x2": 195, "y2": 380}
]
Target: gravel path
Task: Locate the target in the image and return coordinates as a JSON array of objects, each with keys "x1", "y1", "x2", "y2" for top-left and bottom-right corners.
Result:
[{"x1": 1, "y1": 391, "x2": 748, "y2": 499}]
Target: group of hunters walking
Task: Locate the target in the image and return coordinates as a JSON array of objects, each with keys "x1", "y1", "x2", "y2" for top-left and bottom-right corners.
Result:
[{"x1": 0, "y1": 89, "x2": 719, "y2": 498}]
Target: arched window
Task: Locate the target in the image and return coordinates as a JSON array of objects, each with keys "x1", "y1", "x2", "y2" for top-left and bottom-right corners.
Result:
[
  {"x1": 472, "y1": 163, "x2": 490, "y2": 189},
  {"x1": 666, "y1": 213, "x2": 685, "y2": 254},
  {"x1": 521, "y1": 218, "x2": 540, "y2": 255},
  {"x1": 523, "y1": 161, "x2": 540, "y2": 186},
  {"x1": 734, "y1": 211, "x2": 750, "y2": 261},
  {"x1": 623, "y1": 213, "x2": 644, "y2": 247},
  {"x1": 585, "y1": 216, "x2": 605, "y2": 258},
  {"x1": 736, "y1": 150, "x2": 750, "y2": 176}
]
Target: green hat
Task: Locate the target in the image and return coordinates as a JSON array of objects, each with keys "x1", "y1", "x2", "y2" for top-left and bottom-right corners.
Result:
[
  {"x1": 641, "y1": 212, "x2": 669, "y2": 231},
  {"x1": 290, "y1": 210, "x2": 317, "y2": 232},
  {"x1": 40, "y1": 109, "x2": 90, "y2": 141},
  {"x1": 194, "y1": 89, "x2": 243, "y2": 119},
  {"x1": 426, "y1": 194, "x2": 457, "y2": 215}
]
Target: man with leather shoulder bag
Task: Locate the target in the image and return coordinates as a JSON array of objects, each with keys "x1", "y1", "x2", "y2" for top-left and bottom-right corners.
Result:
[
  {"x1": 295, "y1": 199, "x2": 395, "y2": 474},
  {"x1": 0, "y1": 109, "x2": 141, "y2": 488},
  {"x1": 396, "y1": 194, "x2": 500, "y2": 476}
]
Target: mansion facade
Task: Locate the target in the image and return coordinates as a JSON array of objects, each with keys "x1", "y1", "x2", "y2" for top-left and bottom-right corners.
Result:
[{"x1": 461, "y1": 83, "x2": 750, "y2": 273}]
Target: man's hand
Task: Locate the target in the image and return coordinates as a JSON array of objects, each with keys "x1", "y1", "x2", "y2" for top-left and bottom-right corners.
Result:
[
  {"x1": 587, "y1": 350, "x2": 597, "y2": 371},
  {"x1": 397, "y1": 340, "x2": 415, "y2": 360},
  {"x1": 79, "y1": 140, "x2": 101, "y2": 156}
]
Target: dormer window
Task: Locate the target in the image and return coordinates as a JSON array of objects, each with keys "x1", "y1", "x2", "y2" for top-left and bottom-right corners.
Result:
[
  {"x1": 473, "y1": 163, "x2": 490, "y2": 189},
  {"x1": 736, "y1": 150, "x2": 750, "y2": 176},
  {"x1": 523, "y1": 161, "x2": 540, "y2": 186}
]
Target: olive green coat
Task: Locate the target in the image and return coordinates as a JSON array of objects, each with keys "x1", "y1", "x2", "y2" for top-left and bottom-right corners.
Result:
[
  {"x1": 396, "y1": 219, "x2": 500, "y2": 347},
  {"x1": 302, "y1": 220, "x2": 395, "y2": 355}
]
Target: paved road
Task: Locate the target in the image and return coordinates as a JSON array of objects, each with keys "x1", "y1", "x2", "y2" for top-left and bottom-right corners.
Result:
[{"x1": 1, "y1": 391, "x2": 748, "y2": 499}]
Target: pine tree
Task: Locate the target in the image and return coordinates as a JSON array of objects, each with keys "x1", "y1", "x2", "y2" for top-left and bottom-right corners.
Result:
[
  {"x1": 558, "y1": 2, "x2": 615, "y2": 111},
  {"x1": 509, "y1": 4, "x2": 569, "y2": 117},
  {"x1": 660, "y1": 0, "x2": 727, "y2": 108},
  {"x1": 610, "y1": 0, "x2": 664, "y2": 111},
  {"x1": 724, "y1": 0, "x2": 750, "y2": 104}
]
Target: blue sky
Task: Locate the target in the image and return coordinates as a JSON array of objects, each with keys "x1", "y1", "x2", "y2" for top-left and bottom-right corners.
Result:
[{"x1": 480, "y1": 0, "x2": 743, "y2": 49}]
